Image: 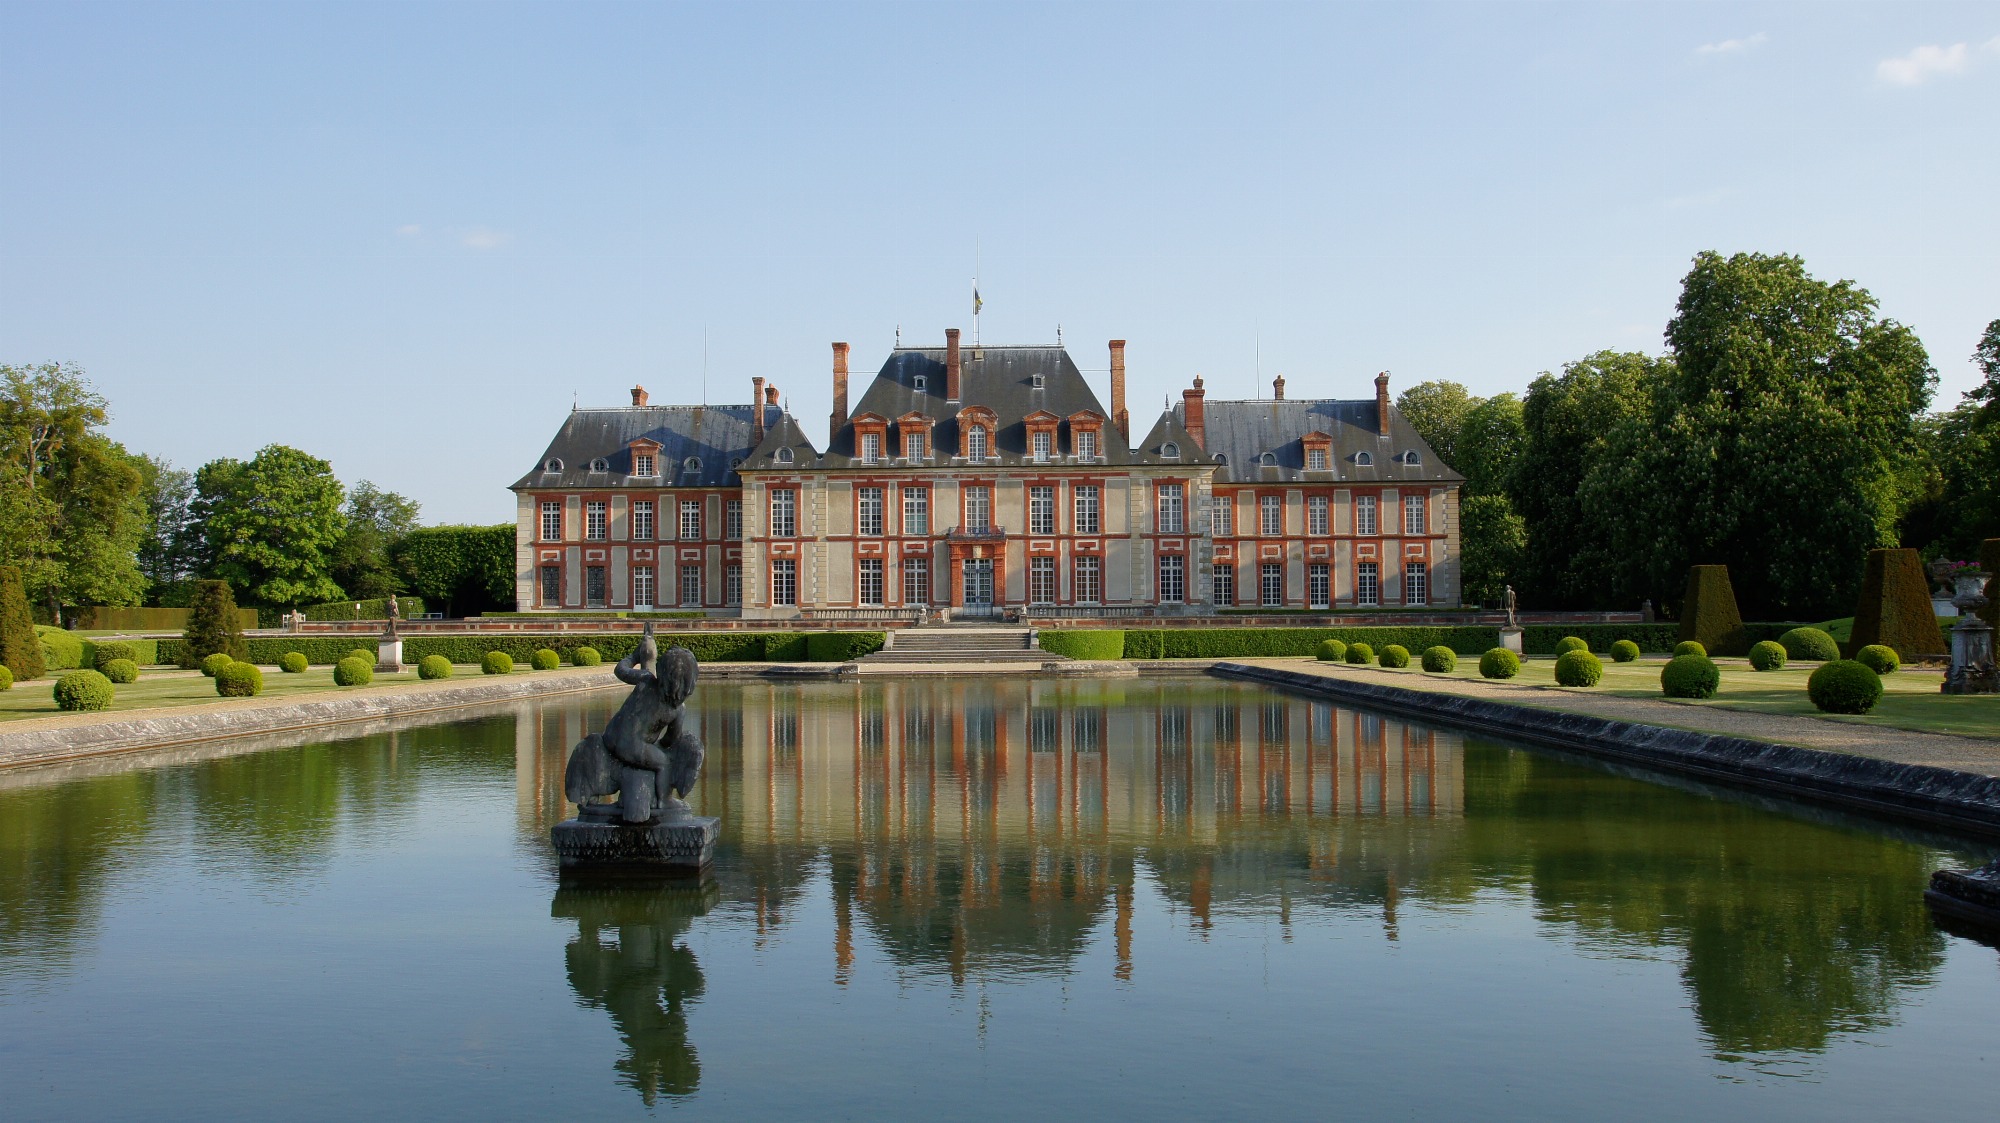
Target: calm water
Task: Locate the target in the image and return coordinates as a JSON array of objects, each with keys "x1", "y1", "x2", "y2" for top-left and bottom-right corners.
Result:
[{"x1": 2, "y1": 677, "x2": 1996, "y2": 1120}]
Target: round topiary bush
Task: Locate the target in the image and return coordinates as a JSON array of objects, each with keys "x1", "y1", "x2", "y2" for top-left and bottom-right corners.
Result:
[
  {"x1": 1479, "y1": 648, "x2": 1520, "y2": 679},
  {"x1": 92, "y1": 641, "x2": 137, "y2": 670},
  {"x1": 1856, "y1": 644, "x2": 1900, "y2": 675},
  {"x1": 1748, "y1": 640, "x2": 1787, "y2": 672},
  {"x1": 1673, "y1": 640, "x2": 1706, "y2": 659},
  {"x1": 1315, "y1": 639, "x2": 1346, "y2": 662},
  {"x1": 482, "y1": 651, "x2": 514, "y2": 675},
  {"x1": 571, "y1": 646, "x2": 602, "y2": 667},
  {"x1": 1345, "y1": 642, "x2": 1374, "y2": 665},
  {"x1": 1610, "y1": 639, "x2": 1641, "y2": 663},
  {"x1": 1661, "y1": 653, "x2": 1720, "y2": 699},
  {"x1": 54, "y1": 669, "x2": 114, "y2": 711},
  {"x1": 200, "y1": 651, "x2": 234, "y2": 678},
  {"x1": 279, "y1": 651, "x2": 309, "y2": 674},
  {"x1": 1421, "y1": 646, "x2": 1456, "y2": 673},
  {"x1": 101, "y1": 658, "x2": 139, "y2": 684},
  {"x1": 418, "y1": 654, "x2": 453, "y2": 680},
  {"x1": 1379, "y1": 644, "x2": 1410, "y2": 669},
  {"x1": 345, "y1": 648, "x2": 374, "y2": 666},
  {"x1": 215, "y1": 661, "x2": 263, "y2": 698},
  {"x1": 532, "y1": 648, "x2": 562, "y2": 671},
  {"x1": 0, "y1": 665, "x2": 12, "y2": 691},
  {"x1": 1778, "y1": 627, "x2": 1840, "y2": 663},
  {"x1": 333, "y1": 656, "x2": 374, "y2": 687},
  {"x1": 1554, "y1": 636, "x2": 1589, "y2": 656},
  {"x1": 1809, "y1": 659, "x2": 1883, "y2": 714},
  {"x1": 1554, "y1": 649, "x2": 1603, "y2": 688}
]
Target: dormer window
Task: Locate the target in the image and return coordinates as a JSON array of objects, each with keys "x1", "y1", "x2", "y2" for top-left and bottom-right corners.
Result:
[
  {"x1": 590, "y1": 458, "x2": 610, "y2": 472},
  {"x1": 913, "y1": 375, "x2": 928, "y2": 392},
  {"x1": 1259, "y1": 452, "x2": 1277, "y2": 467},
  {"x1": 775, "y1": 447, "x2": 793, "y2": 465},
  {"x1": 1354, "y1": 451, "x2": 1373, "y2": 467},
  {"x1": 1306, "y1": 448, "x2": 1327, "y2": 471},
  {"x1": 1400, "y1": 450, "x2": 1422, "y2": 465},
  {"x1": 683, "y1": 456, "x2": 701, "y2": 474},
  {"x1": 967, "y1": 426, "x2": 988, "y2": 459},
  {"x1": 1075, "y1": 431, "x2": 1096, "y2": 461},
  {"x1": 634, "y1": 453, "x2": 655, "y2": 477},
  {"x1": 1031, "y1": 373, "x2": 1046, "y2": 389},
  {"x1": 905, "y1": 430, "x2": 926, "y2": 459},
  {"x1": 860, "y1": 433, "x2": 881, "y2": 464},
  {"x1": 544, "y1": 458, "x2": 563, "y2": 472},
  {"x1": 1161, "y1": 441, "x2": 1180, "y2": 460},
  {"x1": 1032, "y1": 431, "x2": 1051, "y2": 463},
  {"x1": 1214, "y1": 453, "x2": 1227, "y2": 465},
  {"x1": 729, "y1": 457, "x2": 743, "y2": 469}
]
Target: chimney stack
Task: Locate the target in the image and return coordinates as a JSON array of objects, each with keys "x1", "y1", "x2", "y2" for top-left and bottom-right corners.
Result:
[
  {"x1": 829, "y1": 342, "x2": 850, "y2": 433},
  {"x1": 765, "y1": 385, "x2": 780, "y2": 406},
  {"x1": 631, "y1": 385, "x2": 649, "y2": 408},
  {"x1": 1375, "y1": 371, "x2": 1391, "y2": 436},
  {"x1": 945, "y1": 328, "x2": 962, "y2": 402},
  {"x1": 1272, "y1": 374, "x2": 1286, "y2": 401},
  {"x1": 1109, "y1": 339, "x2": 1129, "y2": 440},
  {"x1": 751, "y1": 376, "x2": 766, "y2": 443},
  {"x1": 1181, "y1": 375, "x2": 1206, "y2": 449}
]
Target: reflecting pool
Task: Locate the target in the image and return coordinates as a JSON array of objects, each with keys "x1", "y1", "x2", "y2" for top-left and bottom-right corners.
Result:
[{"x1": 2, "y1": 677, "x2": 1996, "y2": 1120}]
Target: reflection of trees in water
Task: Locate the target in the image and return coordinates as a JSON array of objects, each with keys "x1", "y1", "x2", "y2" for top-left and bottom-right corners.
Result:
[
  {"x1": 0, "y1": 770, "x2": 157, "y2": 989},
  {"x1": 553, "y1": 880, "x2": 716, "y2": 1105}
]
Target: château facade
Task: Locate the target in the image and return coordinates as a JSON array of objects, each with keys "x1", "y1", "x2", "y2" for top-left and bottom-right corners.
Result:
[{"x1": 509, "y1": 332, "x2": 1463, "y2": 618}]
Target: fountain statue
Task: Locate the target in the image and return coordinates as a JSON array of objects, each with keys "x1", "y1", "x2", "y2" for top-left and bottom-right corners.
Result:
[{"x1": 550, "y1": 622, "x2": 718, "y2": 873}]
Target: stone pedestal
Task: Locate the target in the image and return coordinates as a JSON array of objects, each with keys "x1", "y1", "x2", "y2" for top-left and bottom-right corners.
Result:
[
  {"x1": 1499, "y1": 627, "x2": 1523, "y2": 655},
  {"x1": 376, "y1": 636, "x2": 404, "y2": 674},
  {"x1": 552, "y1": 812, "x2": 719, "y2": 876}
]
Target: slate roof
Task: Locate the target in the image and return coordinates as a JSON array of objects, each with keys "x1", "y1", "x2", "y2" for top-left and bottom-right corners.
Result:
[
  {"x1": 1135, "y1": 410, "x2": 1217, "y2": 467},
  {"x1": 739, "y1": 410, "x2": 821, "y2": 471},
  {"x1": 510, "y1": 403, "x2": 781, "y2": 490},
  {"x1": 1182, "y1": 398, "x2": 1463, "y2": 485}
]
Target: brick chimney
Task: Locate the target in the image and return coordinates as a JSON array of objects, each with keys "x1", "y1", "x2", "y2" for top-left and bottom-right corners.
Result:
[
  {"x1": 829, "y1": 342, "x2": 850, "y2": 433},
  {"x1": 765, "y1": 384, "x2": 780, "y2": 407},
  {"x1": 1272, "y1": 374, "x2": 1286, "y2": 401},
  {"x1": 1375, "y1": 371, "x2": 1391, "y2": 436},
  {"x1": 631, "y1": 385, "x2": 649, "y2": 407},
  {"x1": 1182, "y1": 375, "x2": 1206, "y2": 449},
  {"x1": 945, "y1": 328, "x2": 962, "y2": 402},
  {"x1": 1109, "y1": 339, "x2": 1129, "y2": 440},
  {"x1": 751, "y1": 376, "x2": 766, "y2": 443}
]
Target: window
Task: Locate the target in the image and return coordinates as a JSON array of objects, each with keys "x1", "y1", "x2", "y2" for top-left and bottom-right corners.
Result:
[
  {"x1": 1029, "y1": 486, "x2": 1054, "y2": 534},
  {"x1": 1401, "y1": 450, "x2": 1423, "y2": 466},
  {"x1": 633, "y1": 565, "x2": 656, "y2": 607},
  {"x1": 860, "y1": 433, "x2": 881, "y2": 464},
  {"x1": 1404, "y1": 494, "x2": 1426, "y2": 536},
  {"x1": 586, "y1": 565, "x2": 607, "y2": 607},
  {"x1": 1074, "y1": 556, "x2": 1101, "y2": 604},
  {"x1": 541, "y1": 501, "x2": 562, "y2": 541},
  {"x1": 683, "y1": 457, "x2": 700, "y2": 474},
  {"x1": 903, "y1": 487, "x2": 929, "y2": 535},
  {"x1": 1357, "y1": 561, "x2": 1380, "y2": 606},
  {"x1": 681, "y1": 499, "x2": 702, "y2": 541},
  {"x1": 1307, "y1": 495, "x2": 1329, "y2": 536},
  {"x1": 539, "y1": 564, "x2": 561, "y2": 606},
  {"x1": 913, "y1": 374, "x2": 927, "y2": 392},
  {"x1": 586, "y1": 501, "x2": 607, "y2": 540},
  {"x1": 1355, "y1": 495, "x2": 1378, "y2": 536},
  {"x1": 903, "y1": 557, "x2": 930, "y2": 605},
  {"x1": 635, "y1": 453, "x2": 655, "y2": 478},
  {"x1": 632, "y1": 501, "x2": 654, "y2": 541},
  {"x1": 1030, "y1": 557, "x2": 1056, "y2": 605},
  {"x1": 1354, "y1": 451, "x2": 1373, "y2": 467},
  {"x1": 678, "y1": 565, "x2": 701, "y2": 607},
  {"x1": 1309, "y1": 563, "x2": 1330, "y2": 609},
  {"x1": 725, "y1": 564, "x2": 742, "y2": 607},
  {"x1": 1158, "y1": 555, "x2": 1185, "y2": 603},
  {"x1": 770, "y1": 490, "x2": 797, "y2": 538},
  {"x1": 1260, "y1": 452, "x2": 1277, "y2": 467},
  {"x1": 1074, "y1": 486, "x2": 1100, "y2": 535},
  {"x1": 965, "y1": 486, "x2": 991, "y2": 532},
  {"x1": 905, "y1": 430, "x2": 927, "y2": 459},
  {"x1": 858, "y1": 559, "x2": 884, "y2": 606},
  {"x1": 1161, "y1": 441, "x2": 1180, "y2": 459},
  {"x1": 1406, "y1": 561, "x2": 1428, "y2": 606},
  {"x1": 1261, "y1": 562, "x2": 1284, "y2": 607},
  {"x1": 858, "y1": 487, "x2": 884, "y2": 536},
  {"x1": 590, "y1": 458, "x2": 609, "y2": 472},
  {"x1": 1307, "y1": 447, "x2": 1327, "y2": 471},
  {"x1": 1075, "y1": 431, "x2": 1096, "y2": 461},
  {"x1": 544, "y1": 458, "x2": 563, "y2": 472},
  {"x1": 770, "y1": 559, "x2": 797, "y2": 606},
  {"x1": 1032, "y1": 431, "x2": 1051, "y2": 463},
  {"x1": 1157, "y1": 483, "x2": 1185, "y2": 534},
  {"x1": 966, "y1": 426, "x2": 987, "y2": 459},
  {"x1": 726, "y1": 499, "x2": 743, "y2": 540},
  {"x1": 1261, "y1": 495, "x2": 1283, "y2": 537},
  {"x1": 1212, "y1": 563, "x2": 1236, "y2": 606},
  {"x1": 775, "y1": 447, "x2": 793, "y2": 465},
  {"x1": 1213, "y1": 495, "x2": 1234, "y2": 537}
]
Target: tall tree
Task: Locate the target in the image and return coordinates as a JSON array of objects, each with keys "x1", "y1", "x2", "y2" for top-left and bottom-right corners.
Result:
[
  {"x1": 194, "y1": 445, "x2": 347, "y2": 607},
  {"x1": 1394, "y1": 381, "x2": 1477, "y2": 472},
  {"x1": 331, "y1": 481, "x2": 421, "y2": 601},
  {"x1": 136, "y1": 455, "x2": 202, "y2": 606},
  {"x1": 1454, "y1": 392, "x2": 1526, "y2": 499}
]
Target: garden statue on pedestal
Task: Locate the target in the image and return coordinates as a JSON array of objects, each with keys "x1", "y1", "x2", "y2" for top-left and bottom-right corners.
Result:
[
  {"x1": 375, "y1": 593, "x2": 404, "y2": 674},
  {"x1": 1942, "y1": 574, "x2": 1997, "y2": 696},
  {"x1": 1499, "y1": 585, "x2": 1524, "y2": 654}
]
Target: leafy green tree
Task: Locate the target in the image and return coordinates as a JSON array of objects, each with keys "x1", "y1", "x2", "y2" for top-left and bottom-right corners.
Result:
[
  {"x1": 332, "y1": 481, "x2": 422, "y2": 601},
  {"x1": 180, "y1": 579, "x2": 247, "y2": 667},
  {"x1": 1454, "y1": 392, "x2": 1526, "y2": 498},
  {"x1": 136, "y1": 455, "x2": 202, "y2": 606},
  {"x1": 1457, "y1": 494, "x2": 1526, "y2": 606},
  {"x1": 0, "y1": 566, "x2": 45, "y2": 680},
  {"x1": 391, "y1": 525, "x2": 516, "y2": 617},
  {"x1": 1394, "y1": 381, "x2": 1476, "y2": 471},
  {"x1": 194, "y1": 445, "x2": 347, "y2": 607}
]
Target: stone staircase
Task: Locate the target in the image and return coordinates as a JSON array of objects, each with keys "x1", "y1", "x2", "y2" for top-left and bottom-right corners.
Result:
[{"x1": 859, "y1": 626, "x2": 1053, "y2": 665}]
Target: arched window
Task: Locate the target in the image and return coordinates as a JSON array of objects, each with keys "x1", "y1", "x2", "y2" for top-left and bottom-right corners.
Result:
[
  {"x1": 1161, "y1": 442, "x2": 1180, "y2": 459},
  {"x1": 913, "y1": 375, "x2": 928, "y2": 392},
  {"x1": 1400, "y1": 450, "x2": 1422, "y2": 465},
  {"x1": 544, "y1": 458, "x2": 563, "y2": 472},
  {"x1": 589, "y1": 458, "x2": 609, "y2": 472},
  {"x1": 1214, "y1": 453, "x2": 1228, "y2": 465},
  {"x1": 775, "y1": 447, "x2": 793, "y2": 464},
  {"x1": 729, "y1": 457, "x2": 743, "y2": 470},
  {"x1": 967, "y1": 426, "x2": 988, "y2": 459},
  {"x1": 1354, "y1": 451, "x2": 1373, "y2": 467},
  {"x1": 684, "y1": 456, "x2": 701, "y2": 473},
  {"x1": 1259, "y1": 451, "x2": 1277, "y2": 467}
]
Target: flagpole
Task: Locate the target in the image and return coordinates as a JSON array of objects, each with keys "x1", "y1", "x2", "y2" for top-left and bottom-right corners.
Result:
[{"x1": 973, "y1": 237, "x2": 981, "y2": 346}]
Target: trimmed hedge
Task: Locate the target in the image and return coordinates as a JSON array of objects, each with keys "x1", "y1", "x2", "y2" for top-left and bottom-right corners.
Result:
[
  {"x1": 401, "y1": 633, "x2": 768, "y2": 666},
  {"x1": 1315, "y1": 639, "x2": 1346, "y2": 662},
  {"x1": 1124, "y1": 626, "x2": 1501, "y2": 660},
  {"x1": 216, "y1": 661, "x2": 263, "y2": 697},
  {"x1": 333, "y1": 657, "x2": 374, "y2": 686},
  {"x1": 35, "y1": 626, "x2": 85, "y2": 671},
  {"x1": 1673, "y1": 640, "x2": 1706, "y2": 658},
  {"x1": 1809, "y1": 660, "x2": 1882, "y2": 714},
  {"x1": 1851, "y1": 548, "x2": 1947, "y2": 656},
  {"x1": 1661, "y1": 654, "x2": 1720, "y2": 699},
  {"x1": 92, "y1": 641, "x2": 137, "y2": 670},
  {"x1": 571, "y1": 646, "x2": 603, "y2": 667},
  {"x1": 763, "y1": 633, "x2": 807, "y2": 661},
  {"x1": 201, "y1": 652, "x2": 234, "y2": 678},
  {"x1": 481, "y1": 651, "x2": 513, "y2": 675},
  {"x1": 302, "y1": 596, "x2": 428, "y2": 622},
  {"x1": 1041, "y1": 630, "x2": 1126, "y2": 661},
  {"x1": 418, "y1": 654, "x2": 453, "y2": 680},
  {"x1": 1679, "y1": 564, "x2": 1747, "y2": 656},
  {"x1": 101, "y1": 658, "x2": 139, "y2": 684},
  {"x1": 1554, "y1": 649, "x2": 1603, "y2": 687},
  {"x1": 1479, "y1": 648, "x2": 1520, "y2": 679},
  {"x1": 1610, "y1": 640, "x2": 1641, "y2": 663},
  {"x1": 54, "y1": 670, "x2": 115, "y2": 711},
  {"x1": 1421, "y1": 646, "x2": 1456, "y2": 673},
  {"x1": 1748, "y1": 641, "x2": 1786, "y2": 671},
  {"x1": 280, "y1": 652, "x2": 309, "y2": 674},
  {"x1": 807, "y1": 632, "x2": 888, "y2": 662},
  {"x1": 1778, "y1": 627, "x2": 1840, "y2": 662},
  {"x1": 531, "y1": 648, "x2": 562, "y2": 671},
  {"x1": 1345, "y1": 642, "x2": 1374, "y2": 665},
  {"x1": 1379, "y1": 644, "x2": 1410, "y2": 669},
  {"x1": 1856, "y1": 644, "x2": 1900, "y2": 675}
]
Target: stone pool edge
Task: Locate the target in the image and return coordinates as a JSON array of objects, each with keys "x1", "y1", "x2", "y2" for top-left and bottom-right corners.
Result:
[{"x1": 1212, "y1": 662, "x2": 2000, "y2": 841}]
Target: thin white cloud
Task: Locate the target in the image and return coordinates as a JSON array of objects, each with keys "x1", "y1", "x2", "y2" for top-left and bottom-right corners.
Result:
[
  {"x1": 460, "y1": 227, "x2": 512, "y2": 250},
  {"x1": 395, "y1": 224, "x2": 422, "y2": 237},
  {"x1": 1876, "y1": 42, "x2": 1971, "y2": 85},
  {"x1": 1696, "y1": 32, "x2": 1767, "y2": 56}
]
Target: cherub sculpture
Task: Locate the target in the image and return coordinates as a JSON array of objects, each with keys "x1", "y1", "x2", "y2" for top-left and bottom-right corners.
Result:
[{"x1": 564, "y1": 623, "x2": 706, "y2": 824}]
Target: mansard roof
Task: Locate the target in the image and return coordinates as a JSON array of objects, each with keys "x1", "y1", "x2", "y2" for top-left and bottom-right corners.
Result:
[
  {"x1": 511, "y1": 402, "x2": 780, "y2": 490},
  {"x1": 1135, "y1": 410, "x2": 1217, "y2": 467},
  {"x1": 738, "y1": 410, "x2": 822, "y2": 471},
  {"x1": 1184, "y1": 398, "x2": 1463, "y2": 485}
]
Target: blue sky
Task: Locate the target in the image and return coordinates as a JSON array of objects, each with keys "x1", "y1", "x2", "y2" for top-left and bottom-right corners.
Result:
[{"x1": 4, "y1": 2, "x2": 1996, "y2": 524}]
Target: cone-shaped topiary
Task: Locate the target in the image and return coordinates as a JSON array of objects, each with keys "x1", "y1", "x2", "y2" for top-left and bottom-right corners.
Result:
[
  {"x1": 1674, "y1": 640, "x2": 1706, "y2": 658},
  {"x1": 1851, "y1": 548, "x2": 1946, "y2": 656},
  {"x1": 1421, "y1": 646, "x2": 1456, "y2": 673},
  {"x1": 1778, "y1": 627, "x2": 1840, "y2": 662},
  {"x1": 280, "y1": 652, "x2": 309, "y2": 673},
  {"x1": 1345, "y1": 643, "x2": 1374, "y2": 665},
  {"x1": 1315, "y1": 639, "x2": 1346, "y2": 662},
  {"x1": 1610, "y1": 639, "x2": 1641, "y2": 663},
  {"x1": 482, "y1": 651, "x2": 514, "y2": 675},
  {"x1": 215, "y1": 661, "x2": 263, "y2": 697},
  {"x1": 180, "y1": 580, "x2": 247, "y2": 668},
  {"x1": 54, "y1": 669, "x2": 115, "y2": 711},
  {"x1": 1479, "y1": 648, "x2": 1520, "y2": 679},
  {"x1": 1661, "y1": 653, "x2": 1720, "y2": 698},
  {"x1": 1808, "y1": 660, "x2": 1882, "y2": 714},
  {"x1": 1555, "y1": 649, "x2": 1603, "y2": 687},
  {"x1": 571, "y1": 646, "x2": 602, "y2": 667},
  {"x1": 0, "y1": 566, "x2": 42, "y2": 681},
  {"x1": 1554, "y1": 636, "x2": 1589, "y2": 655},
  {"x1": 1379, "y1": 644, "x2": 1410, "y2": 668},
  {"x1": 418, "y1": 654, "x2": 453, "y2": 680},
  {"x1": 1678, "y1": 564, "x2": 1747, "y2": 656},
  {"x1": 200, "y1": 652, "x2": 234, "y2": 677},
  {"x1": 531, "y1": 648, "x2": 561, "y2": 671},
  {"x1": 1748, "y1": 641, "x2": 1786, "y2": 671},
  {"x1": 333, "y1": 656, "x2": 373, "y2": 686},
  {"x1": 1855, "y1": 644, "x2": 1899, "y2": 674},
  {"x1": 101, "y1": 658, "x2": 139, "y2": 684}
]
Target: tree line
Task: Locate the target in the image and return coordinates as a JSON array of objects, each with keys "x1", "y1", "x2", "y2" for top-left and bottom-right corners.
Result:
[
  {"x1": 0, "y1": 366, "x2": 513, "y2": 625},
  {"x1": 1398, "y1": 251, "x2": 1998, "y2": 621}
]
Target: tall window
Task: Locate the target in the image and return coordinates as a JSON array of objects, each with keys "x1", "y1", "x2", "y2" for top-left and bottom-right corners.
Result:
[
  {"x1": 858, "y1": 559, "x2": 884, "y2": 606},
  {"x1": 1357, "y1": 561, "x2": 1380, "y2": 606},
  {"x1": 540, "y1": 564, "x2": 561, "y2": 606},
  {"x1": 633, "y1": 565, "x2": 656, "y2": 607},
  {"x1": 725, "y1": 564, "x2": 742, "y2": 607},
  {"x1": 632, "y1": 500, "x2": 654, "y2": 541},
  {"x1": 1260, "y1": 562, "x2": 1284, "y2": 607},
  {"x1": 967, "y1": 426, "x2": 988, "y2": 459},
  {"x1": 1355, "y1": 495, "x2": 1378, "y2": 536},
  {"x1": 541, "y1": 501, "x2": 562, "y2": 541},
  {"x1": 904, "y1": 429, "x2": 927, "y2": 459},
  {"x1": 1405, "y1": 561, "x2": 1428, "y2": 606},
  {"x1": 1260, "y1": 495, "x2": 1283, "y2": 536},
  {"x1": 1307, "y1": 495, "x2": 1329, "y2": 536},
  {"x1": 1212, "y1": 563, "x2": 1236, "y2": 606},
  {"x1": 1157, "y1": 483, "x2": 1185, "y2": 534},
  {"x1": 725, "y1": 499, "x2": 743, "y2": 540},
  {"x1": 1158, "y1": 555, "x2": 1185, "y2": 603},
  {"x1": 903, "y1": 557, "x2": 930, "y2": 605},
  {"x1": 1029, "y1": 486, "x2": 1054, "y2": 534},
  {"x1": 635, "y1": 453, "x2": 655, "y2": 477},
  {"x1": 903, "y1": 487, "x2": 929, "y2": 535},
  {"x1": 1309, "y1": 563, "x2": 1330, "y2": 609},
  {"x1": 1213, "y1": 495, "x2": 1234, "y2": 537},
  {"x1": 1074, "y1": 486, "x2": 1100, "y2": 534},
  {"x1": 1404, "y1": 494, "x2": 1426, "y2": 536},
  {"x1": 1030, "y1": 557, "x2": 1056, "y2": 605},
  {"x1": 860, "y1": 433, "x2": 881, "y2": 464},
  {"x1": 965, "y1": 486, "x2": 991, "y2": 532},
  {"x1": 586, "y1": 501, "x2": 607, "y2": 540},
  {"x1": 771, "y1": 558, "x2": 797, "y2": 606},
  {"x1": 586, "y1": 565, "x2": 608, "y2": 607},
  {"x1": 680, "y1": 499, "x2": 701, "y2": 541},
  {"x1": 770, "y1": 490, "x2": 796, "y2": 538},
  {"x1": 1075, "y1": 430, "x2": 1096, "y2": 461},
  {"x1": 1074, "y1": 556, "x2": 1101, "y2": 604},
  {"x1": 858, "y1": 487, "x2": 884, "y2": 536},
  {"x1": 1306, "y1": 447, "x2": 1327, "y2": 471},
  {"x1": 680, "y1": 565, "x2": 702, "y2": 607},
  {"x1": 1032, "y1": 431, "x2": 1051, "y2": 463}
]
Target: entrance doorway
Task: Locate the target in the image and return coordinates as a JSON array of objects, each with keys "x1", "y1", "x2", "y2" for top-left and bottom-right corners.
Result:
[{"x1": 963, "y1": 558, "x2": 994, "y2": 616}]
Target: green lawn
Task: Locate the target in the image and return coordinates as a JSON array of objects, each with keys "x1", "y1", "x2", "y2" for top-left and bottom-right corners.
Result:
[{"x1": 0, "y1": 664, "x2": 527, "y2": 722}]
